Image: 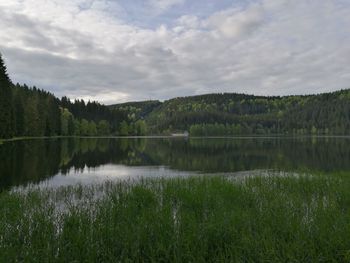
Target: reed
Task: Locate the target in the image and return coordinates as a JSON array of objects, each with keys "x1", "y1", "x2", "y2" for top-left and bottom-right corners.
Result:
[{"x1": 1, "y1": 173, "x2": 350, "y2": 262}]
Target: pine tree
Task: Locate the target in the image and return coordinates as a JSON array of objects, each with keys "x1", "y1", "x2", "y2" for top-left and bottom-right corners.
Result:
[
  {"x1": 13, "y1": 85, "x2": 25, "y2": 136},
  {"x1": 0, "y1": 54, "x2": 14, "y2": 138}
]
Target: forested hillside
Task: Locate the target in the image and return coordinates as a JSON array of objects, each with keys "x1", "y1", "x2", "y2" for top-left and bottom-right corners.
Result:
[
  {"x1": 151, "y1": 92, "x2": 350, "y2": 135},
  {"x1": 0, "y1": 54, "x2": 138, "y2": 139},
  {"x1": 110, "y1": 100, "x2": 161, "y2": 120},
  {"x1": 113, "y1": 91, "x2": 350, "y2": 136}
]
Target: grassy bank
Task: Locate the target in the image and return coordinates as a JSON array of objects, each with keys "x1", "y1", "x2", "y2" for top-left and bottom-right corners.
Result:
[{"x1": 1, "y1": 174, "x2": 350, "y2": 262}]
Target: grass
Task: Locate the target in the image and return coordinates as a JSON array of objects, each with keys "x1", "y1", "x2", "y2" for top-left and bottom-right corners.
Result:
[{"x1": 1, "y1": 174, "x2": 350, "y2": 262}]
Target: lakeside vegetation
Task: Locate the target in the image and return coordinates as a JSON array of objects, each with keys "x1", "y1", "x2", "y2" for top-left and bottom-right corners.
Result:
[{"x1": 1, "y1": 174, "x2": 350, "y2": 262}]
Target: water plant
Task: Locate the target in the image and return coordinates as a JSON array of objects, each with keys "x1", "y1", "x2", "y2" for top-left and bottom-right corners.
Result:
[{"x1": 1, "y1": 173, "x2": 350, "y2": 262}]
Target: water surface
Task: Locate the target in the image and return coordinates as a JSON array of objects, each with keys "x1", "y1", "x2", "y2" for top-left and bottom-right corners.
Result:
[{"x1": 1, "y1": 137, "x2": 349, "y2": 189}]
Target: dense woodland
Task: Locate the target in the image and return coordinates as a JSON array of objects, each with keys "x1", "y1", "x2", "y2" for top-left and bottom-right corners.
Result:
[
  {"x1": 0, "y1": 54, "x2": 146, "y2": 139},
  {"x1": 113, "y1": 90, "x2": 350, "y2": 136},
  {"x1": 1, "y1": 52, "x2": 350, "y2": 139}
]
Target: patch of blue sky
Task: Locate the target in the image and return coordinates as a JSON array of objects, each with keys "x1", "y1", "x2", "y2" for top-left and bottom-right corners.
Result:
[{"x1": 114, "y1": 0, "x2": 253, "y2": 28}]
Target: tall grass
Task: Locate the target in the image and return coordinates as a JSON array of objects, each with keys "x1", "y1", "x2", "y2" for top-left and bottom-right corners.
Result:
[{"x1": 1, "y1": 174, "x2": 350, "y2": 262}]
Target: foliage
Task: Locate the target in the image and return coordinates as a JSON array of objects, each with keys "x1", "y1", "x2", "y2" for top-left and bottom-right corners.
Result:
[
  {"x1": 60, "y1": 108, "x2": 74, "y2": 136},
  {"x1": 1, "y1": 175, "x2": 350, "y2": 262},
  {"x1": 61, "y1": 96, "x2": 128, "y2": 135},
  {"x1": 0, "y1": 54, "x2": 14, "y2": 138},
  {"x1": 97, "y1": 120, "x2": 110, "y2": 135},
  {"x1": 144, "y1": 92, "x2": 350, "y2": 135},
  {"x1": 110, "y1": 100, "x2": 161, "y2": 120},
  {"x1": 0, "y1": 55, "x2": 145, "y2": 138},
  {"x1": 119, "y1": 121, "x2": 129, "y2": 136},
  {"x1": 80, "y1": 119, "x2": 90, "y2": 136},
  {"x1": 134, "y1": 120, "x2": 147, "y2": 135}
]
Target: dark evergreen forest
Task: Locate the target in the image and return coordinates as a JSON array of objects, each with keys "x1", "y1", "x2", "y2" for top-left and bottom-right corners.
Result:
[{"x1": 0, "y1": 54, "x2": 144, "y2": 139}]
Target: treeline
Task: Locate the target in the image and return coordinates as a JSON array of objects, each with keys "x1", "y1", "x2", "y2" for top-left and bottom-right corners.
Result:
[
  {"x1": 59, "y1": 98, "x2": 147, "y2": 136},
  {"x1": 110, "y1": 100, "x2": 162, "y2": 121},
  {"x1": 189, "y1": 123, "x2": 331, "y2": 136},
  {"x1": 2, "y1": 51, "x2": 350, "y2": 138},
  {"x1": 144, "y1": 91, "x2": 350, "y2": 135},
  {"x1": 190, "y1": 123, "x2": 262, "y2": 136},
  {"x1": 0, "y1": 54, "x2": 146, "y2": 139}
]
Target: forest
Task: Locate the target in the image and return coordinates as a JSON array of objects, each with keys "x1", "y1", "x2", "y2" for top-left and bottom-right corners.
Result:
[
  {"x1": 1, "y1": 53, "x2": 350, "y2": 139},
  {"x1": 113, "y1": 90, "x2": 350, "y2": 136},
  {"x1": 0, "y1": 54, "x2": 147, "y2": 139}
]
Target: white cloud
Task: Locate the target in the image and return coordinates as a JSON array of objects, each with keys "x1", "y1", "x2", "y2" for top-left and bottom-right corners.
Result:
[
  {"x1": 0, "y1": 0, "x2": 350, "y2": 103},
  {"x1": 149, "y1": 0, "x2": 186, "y2": 12},
  {"x1": 77, "y1": 91, "x2": 130, "y2": 104},
  {"x1": 205, "y1": 4, "x2": 265, "y2": 38}
]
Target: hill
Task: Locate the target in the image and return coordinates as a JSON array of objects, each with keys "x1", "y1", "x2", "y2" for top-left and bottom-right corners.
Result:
[
  {"x1": 110, "y1": 100, "x2": 161, "y2": 121},
  {"x1": 112, "y1": 90, "x2": 350, "y2": 136}
]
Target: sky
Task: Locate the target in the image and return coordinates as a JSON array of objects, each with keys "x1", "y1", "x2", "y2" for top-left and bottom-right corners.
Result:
[{"x1": 0, "y1": 0, "x2": 350, "y2": 104}]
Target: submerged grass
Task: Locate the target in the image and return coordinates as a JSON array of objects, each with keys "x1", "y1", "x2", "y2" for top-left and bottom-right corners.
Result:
[{"x1": 1, "y1": 174, "x2": 350, "y2": 262}]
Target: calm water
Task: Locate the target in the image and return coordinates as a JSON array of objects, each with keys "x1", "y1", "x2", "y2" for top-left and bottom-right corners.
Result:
[{"x1": 1, "y1": 137, "x2": 350, "y2": 190}]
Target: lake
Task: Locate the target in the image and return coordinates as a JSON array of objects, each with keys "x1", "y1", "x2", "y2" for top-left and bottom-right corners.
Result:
[{"x1": 1, "y1": 136, "x2": 350, "y2": 190}]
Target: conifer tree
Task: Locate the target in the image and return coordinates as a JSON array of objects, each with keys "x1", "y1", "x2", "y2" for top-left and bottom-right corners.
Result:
[{"x1": 0, "y1": 54, "x2": 14, "y2": 138}]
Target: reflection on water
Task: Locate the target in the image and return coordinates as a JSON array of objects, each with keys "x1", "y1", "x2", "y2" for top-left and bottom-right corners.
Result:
[
  {"x1": 32, "y1": 165, "x2": 199, "y2": 188},
  {"x1": 1, "y1": 137, "x2": 350, "y2": 190}
]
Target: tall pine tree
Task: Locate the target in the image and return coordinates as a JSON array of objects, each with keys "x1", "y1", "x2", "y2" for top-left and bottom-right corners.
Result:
[{"x1": 0, "y1": 54, "x2": 14, "y2": 138}]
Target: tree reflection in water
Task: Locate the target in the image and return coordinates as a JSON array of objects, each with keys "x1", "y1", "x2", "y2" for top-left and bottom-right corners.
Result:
[{"x1": 1, "y1": 137, "x2": 350, "y2": 190}]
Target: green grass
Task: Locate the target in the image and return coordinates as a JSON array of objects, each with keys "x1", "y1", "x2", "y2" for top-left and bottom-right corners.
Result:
[{"x1": 1, "y1": 174, "x2": 350, "y2": 262}]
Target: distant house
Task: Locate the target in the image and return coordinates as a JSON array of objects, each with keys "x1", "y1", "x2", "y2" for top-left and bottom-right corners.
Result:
[{"x1": 171, "y1": 131, "x2": 189, "y2": 137}]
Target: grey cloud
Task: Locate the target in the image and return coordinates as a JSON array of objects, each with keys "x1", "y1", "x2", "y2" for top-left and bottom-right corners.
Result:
[
  {"x1": 0, "y1": 10, "x2": 99, "y2": 58},
  {"x1": 0, "y1": 0, "x2": 350, "y2": 104}
]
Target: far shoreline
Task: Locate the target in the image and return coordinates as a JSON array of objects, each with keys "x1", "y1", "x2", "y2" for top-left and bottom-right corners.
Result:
[{"x1": 1, "y1": 134, "x2": 350, "y2": 144}]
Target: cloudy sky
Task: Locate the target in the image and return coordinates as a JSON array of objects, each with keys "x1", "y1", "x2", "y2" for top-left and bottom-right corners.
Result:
[{"x1": 1, "y1": 0, "x2": 350, "y2": 104}]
